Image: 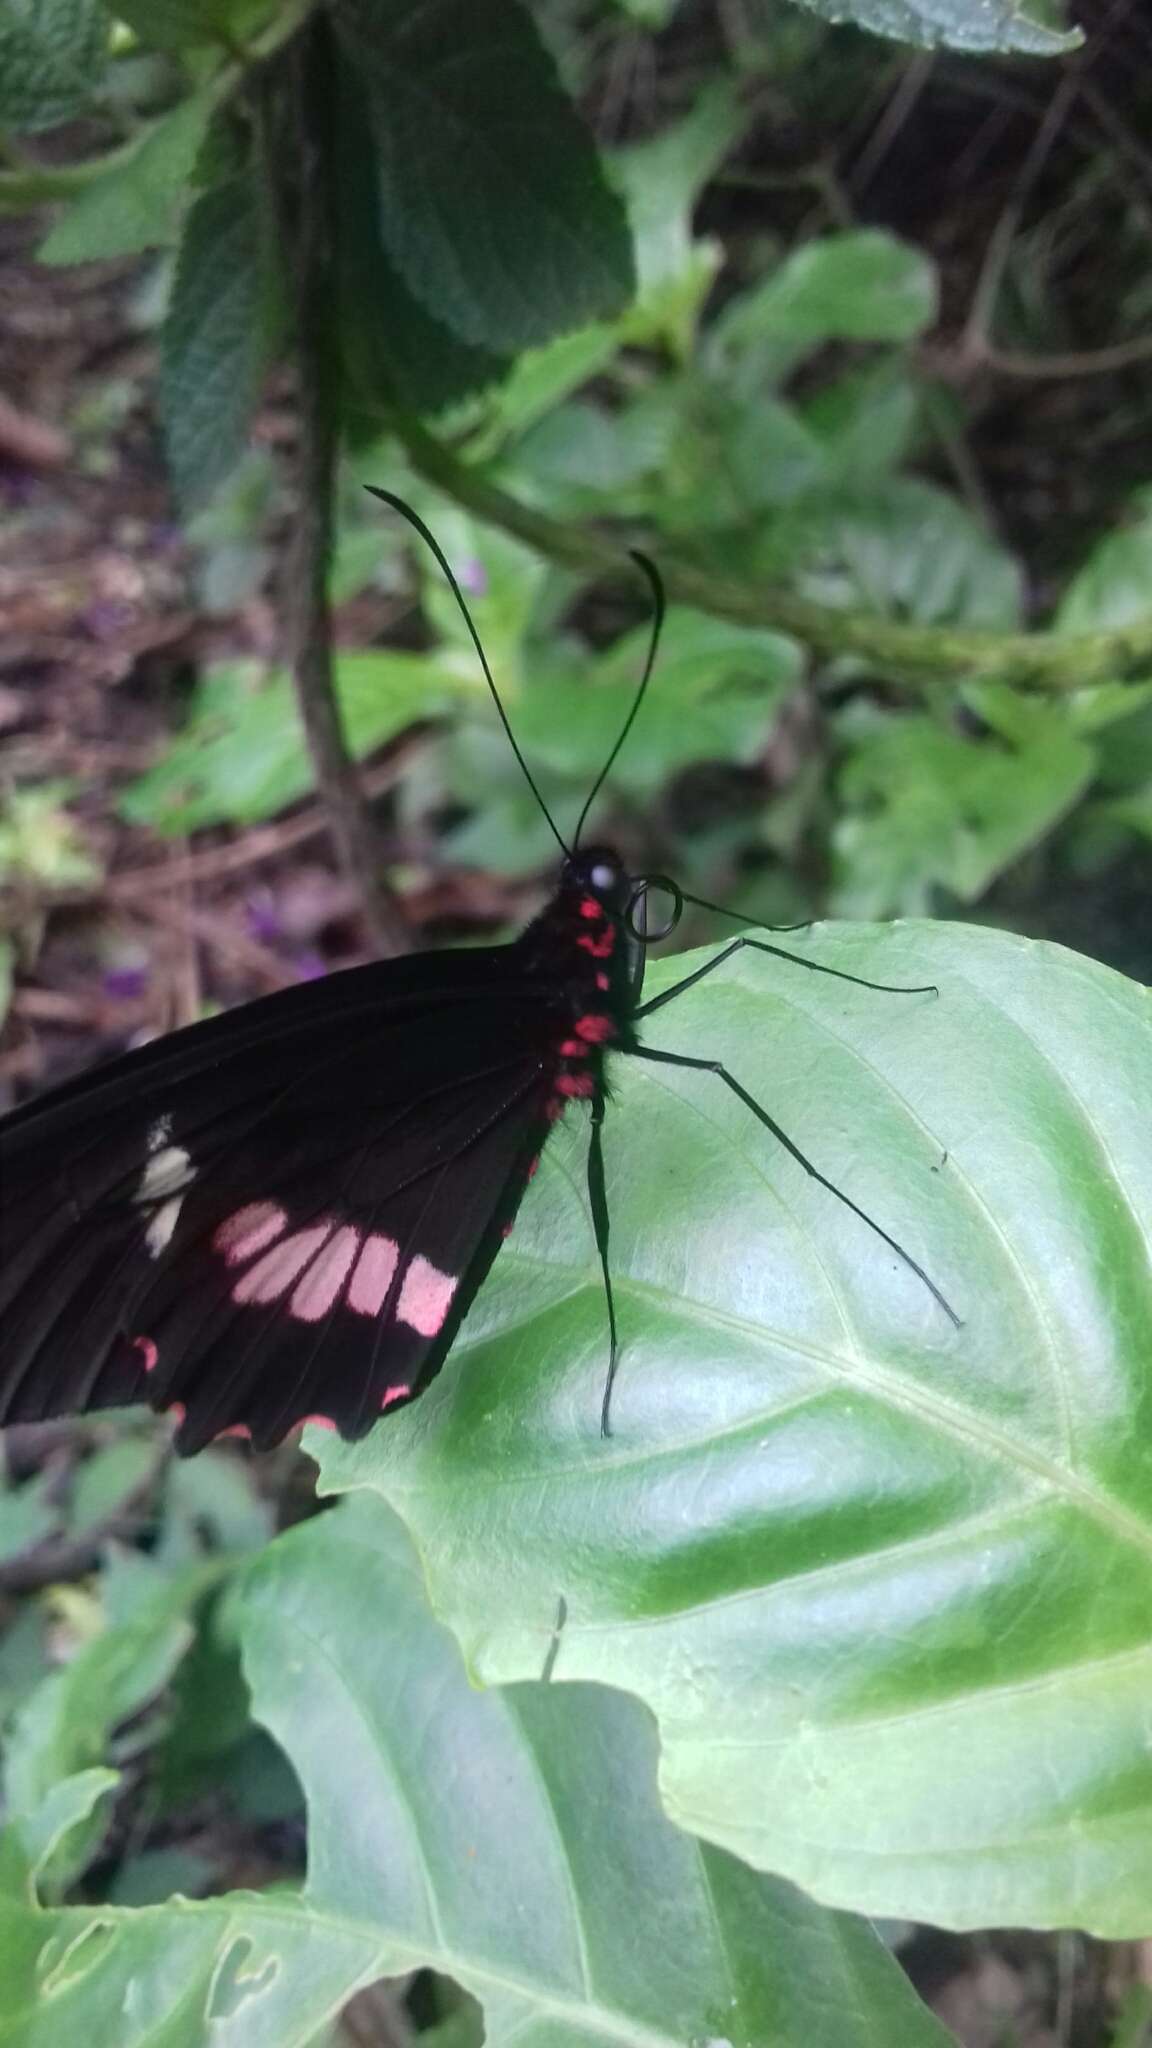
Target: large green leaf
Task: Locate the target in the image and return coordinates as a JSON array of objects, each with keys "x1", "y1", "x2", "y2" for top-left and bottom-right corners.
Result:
[
  {"x1": 0, "y1": 1501, "x2": 953, "y2": 2046},
  {"x1": 332, "y1": 0, "x2": 635, "y2": 353},
  {"x1": 315, "y1": 921, "x2": 1152, "y2": 1936}
]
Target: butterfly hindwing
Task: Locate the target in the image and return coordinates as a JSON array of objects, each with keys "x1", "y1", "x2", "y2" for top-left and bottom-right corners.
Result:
[{"x1": 0, "y1": 950, "x2": 553, "y2": 1450}]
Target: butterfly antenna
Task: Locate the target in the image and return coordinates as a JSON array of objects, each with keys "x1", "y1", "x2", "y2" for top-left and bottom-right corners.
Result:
[
  {"x1": 573, "y1": 549, "x2": 666, "y2": 850},
  {"x1": 367, "y1": 487, "x2": 570, "y2": 859}
]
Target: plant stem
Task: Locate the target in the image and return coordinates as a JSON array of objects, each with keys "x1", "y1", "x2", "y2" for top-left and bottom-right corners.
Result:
[
  {"x1": 395, "y1": 416, "x2": 1152, "y2": 691},
  {"x1": 274, "y1": 27, "x2": 409, "y2": 956}
]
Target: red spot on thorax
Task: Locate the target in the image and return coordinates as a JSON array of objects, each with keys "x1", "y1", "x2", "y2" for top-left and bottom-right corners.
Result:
[
  {"x1": 579, "y1": 897, "x2": 602, "y2": 920},
  {"x1": 559, "y1": 1038, "x2": 586, "y2": 1057},
  {"x1": 132, "y1": 1334, "x2": 158, "y2": 1374},
  {"x1": 575, "y1": 1012, "x2": 614, "y2": 1043},
  {"x1": 577, "y1": 928, "x2": 614, "y2": 959},
  {"x1": 596, "y1": 972, "x2": 609, "y2": 991},
  {"x1": 555, "y1": 1072, "x2": 594, "y2": 1098}
]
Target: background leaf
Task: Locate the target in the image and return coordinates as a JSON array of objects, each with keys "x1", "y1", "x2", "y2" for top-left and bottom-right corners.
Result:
[
  {"x1": 38, "y1": 87, "x2": 221, "y2": 264},
  {"x1": 159, "y1": 165, "x2": 281, "y2": 513},
  {"x1": 332, "y1": 0, "x2": 635, "y2": 352},
  {"x1": 781, "y1": 0, "x2": 1077, "y2": 55},
  {"x1": 0, "y1": 1501, "x2": 956, "y2": 2046},
  {"x1": 119, "y1": 650, "x2": 458, "y2": 832},
  {"x1": 0, "y1": 0, "x2": 107, "y2": 133},
  {"x1": 314, "y1": 921, "x2": 1152, "y2": 1938}
]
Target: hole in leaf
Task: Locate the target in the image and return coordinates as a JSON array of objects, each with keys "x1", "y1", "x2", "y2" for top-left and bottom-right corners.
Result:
[
  {"x1": 39, "y1": 1919, "x2": 116, "y2": 1996},
  {"x1": 207, "y1": 1934, "x2": 280, "y2": 2020}
]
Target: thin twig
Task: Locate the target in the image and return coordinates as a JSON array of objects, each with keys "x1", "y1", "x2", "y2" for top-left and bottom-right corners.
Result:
[
  {"x1": 394, "y1": 415, "x2": 1152, "y2": 689},
  {"x1": 268, "y1": 30, "x2": 410, "y2": 957}
]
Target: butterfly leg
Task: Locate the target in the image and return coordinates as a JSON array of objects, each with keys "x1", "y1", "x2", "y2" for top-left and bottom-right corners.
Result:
[
  {"x1": 587, "y1": 1086, "x2": 621, "y2": 1436},
  {"x1": 631, "y1": 1045, "x2": 962, "y2": 1327},
  {"x1": 634, "y1": 935, "x2": 937, "y2": 1022}
]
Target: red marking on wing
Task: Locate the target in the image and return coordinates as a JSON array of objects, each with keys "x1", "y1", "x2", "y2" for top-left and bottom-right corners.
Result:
[
  {"x1": 559, "y1": 1038, "x2": 587, "y2": 1058},
  {"x1": 214, "y1": 1201, "x2": 287, "y2": 1265},
  {"x1": 381, "y1": 1384, "x2": 411, "y2": 1409},
  {"x1": 302, "y1": 1413, "x2": 337, "y2": 1433},
  {"x1": 289, "y1": 1224, "x2": 358, "y2": 1323},
  {"x1": 398, "y1": 1255, "x2": 457, "y2": 1336},
  {"x1": 579, "y1": 897, "x2": 602, "y2": 920},
  {"x1": 132, "y1": 1334, "x2": 159, "y2": 1374},
  {"x1": 168, "y1": 1401, "x2": 186, "y2": 1425},
  {"x1": 233, "y1": 1224, "x2": 330, "y2": 1307},
  {"x1": 216, "y1": 1422, "x2": 252, "y2": 1441},
  {"x1": 575, "y1": 1013, "x2": 614, "y2": 1043},
  {"x1": 577, "y1": 929, "x2": 614, "y2": 959},
  {"x1": 595, "y1": 972, "x2": 610, "y2": 991},
  {"x1": 555, "y1": 1072, "x2": 594, "y2": 1098},
  {"x1": 347, "y1": 1233, "x2": 399, "y2": 1317},
  {"x1": 527, "y1": 1155, "x2": 540, "y2": 1179}
]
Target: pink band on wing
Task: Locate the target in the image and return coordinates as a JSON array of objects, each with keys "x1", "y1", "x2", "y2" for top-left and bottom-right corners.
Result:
[
  {"x1": 347, "y1": 1232, "x2": 400, "y2": 1317},
  {"x1": 381, "y1": 1384, "x2": 411, "y2": 1409},
  {"x1": 289, "y1": 1224, "x2": 358, "y2": 1322},
  {"x1": 132, "y1": 1334, "x2": 159, "y2": 1373},
  {"x1": 215, "y1": 1201, "x2": 288, "y2": 1266},
  {"x1": 233, "y1": 1224, "x2": 331, "y2": 1306},
  {"x1": 397, "y1": 1256, "x2": 457, "y2": 1337}
]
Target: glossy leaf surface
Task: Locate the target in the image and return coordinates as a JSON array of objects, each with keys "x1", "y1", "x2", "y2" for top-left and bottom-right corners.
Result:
[{"x1": 317, "y1": 921, "x2": 1152, "y2": 1935}]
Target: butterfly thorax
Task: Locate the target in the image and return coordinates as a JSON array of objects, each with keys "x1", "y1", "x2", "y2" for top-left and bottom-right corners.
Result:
[{"x1": 516, "y1": 849, "x2": 641, "y2": 1105}]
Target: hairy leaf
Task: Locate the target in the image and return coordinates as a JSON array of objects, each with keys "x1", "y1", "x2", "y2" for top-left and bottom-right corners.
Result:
[
  {"x1": 159, "y1": 166, "x2": 281, "y2": 513},
  {"x1": 0, "y1": 0, "x2": 106, "y2": 132},
  {"x1": 332, "y1": 0, "x2": 635, "y2": 352}
]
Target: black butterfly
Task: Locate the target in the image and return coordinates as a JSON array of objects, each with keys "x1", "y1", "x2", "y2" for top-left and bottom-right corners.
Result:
[{"x1": 0, "y1": 497, "x2": 958, "y2": 1455}]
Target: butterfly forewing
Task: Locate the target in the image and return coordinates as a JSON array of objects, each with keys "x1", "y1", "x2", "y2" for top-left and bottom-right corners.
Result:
[{"x1": 0, "y1": 951, "x2": 557, "y2": 1450}]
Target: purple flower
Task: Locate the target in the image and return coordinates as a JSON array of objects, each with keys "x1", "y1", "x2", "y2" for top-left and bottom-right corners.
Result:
[
  {"x1": 293, "y1": 950, "x2": 328, "y2": 982},
  {"x1": 457, "y1": 557, "x2": 487, "y2": 597},
  {"x1": 104, "y1": 964, "x2": 149, "y2": 1000},
  {"x1": 245, "y1": 893, "x2": 283, "y2": 945}
]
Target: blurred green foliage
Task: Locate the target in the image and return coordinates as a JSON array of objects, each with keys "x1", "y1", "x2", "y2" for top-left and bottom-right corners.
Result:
[{"x1": 8, "y1": 0, "x2": 1152, "y2": 2040}]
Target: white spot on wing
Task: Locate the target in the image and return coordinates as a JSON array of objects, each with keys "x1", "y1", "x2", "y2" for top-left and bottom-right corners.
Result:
[
  {"x1": 146, "y1": 1195, "x2": 185, "y2": 1257},
  {"x1": 140, "y1": 1144, "x2": 194, "y2": 1202}
]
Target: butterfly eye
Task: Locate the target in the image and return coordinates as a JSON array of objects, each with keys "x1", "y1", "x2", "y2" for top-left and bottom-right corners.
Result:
[{"x1": 626, "y1": 875, "x2": 683, "y2": 943}]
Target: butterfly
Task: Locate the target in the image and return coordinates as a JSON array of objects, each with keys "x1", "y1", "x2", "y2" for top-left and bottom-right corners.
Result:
[{"x1": 0, "y1": 496, "x2": 959, "y2": 1456}]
